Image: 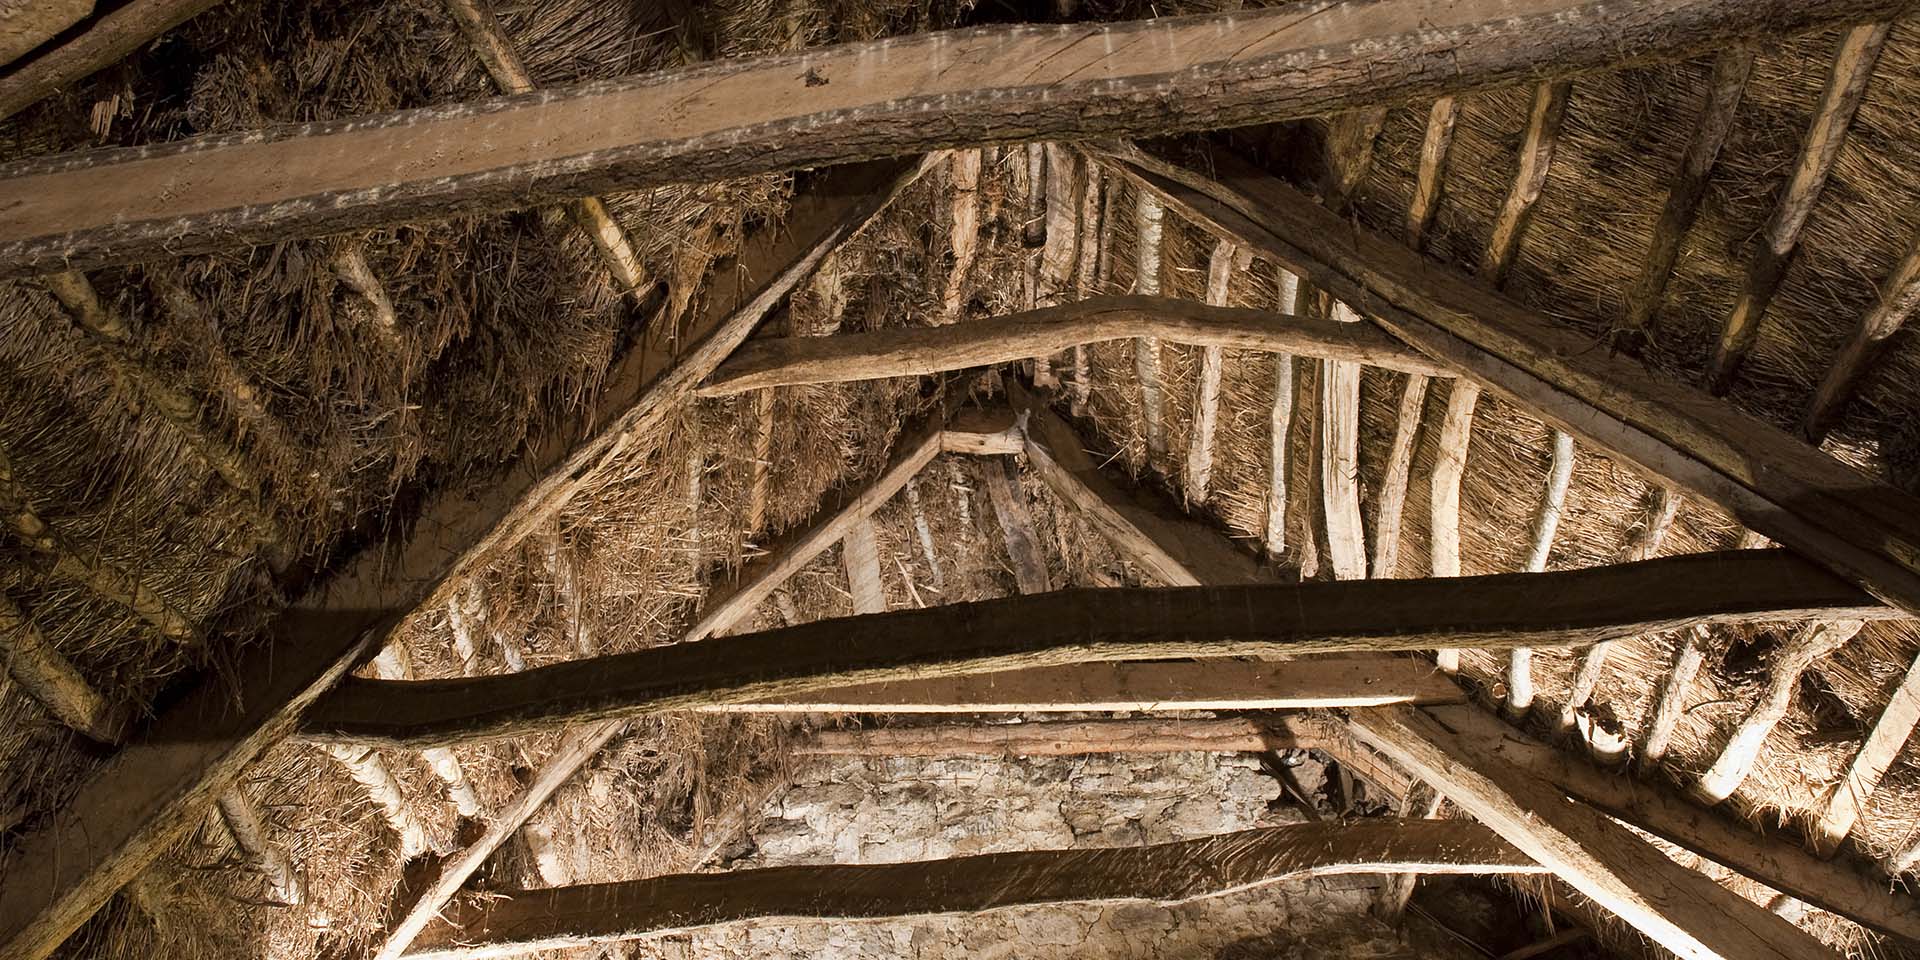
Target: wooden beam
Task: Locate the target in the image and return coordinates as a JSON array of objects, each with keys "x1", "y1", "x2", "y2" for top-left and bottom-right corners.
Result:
[
  {"x1": 213, "y1": 788, "x2": 304, "y2": 906},
  {"x1": 1406, "y1": 98, "x2": 1460, "y2": 249},
  {"x1": 0, "y1": 589, "x2": 125, "y2": 743},
  {"x1": 1265, "y1": 269, "x2": 1300, "y2": 561},
  {"x1": 0, "y1": 0, "x2": 92, "y2": 68},
  {"x1": 440, "y1": 0, "x2": 647, "y2": 296},
  {"x1": 400, "y1": 820, "x2": 1543, "y2": 959},
  {"x1": 302, "y1": 551, "x2": 1893, "y2": 749},
  {"x1": 840, "y1": 517, "x2": 887, "y2": 615},
  {"x1": 1508, "y1": 428, "x2": 1576, "y2": 714},
  {"x1": 1014, "y1": 384, "x2": 1271, "y2": 588},
  {"x1": 1096, "y1": 147, "x2": 1920, "y2": 617},
  {"x1": 1641, "y1": 625, "x2": 1708, "y2": 765},
  {"x1": 1693, "y1": 618, "x2": 1865, "y2": 804},
  {"x1": 0, "y1": 158, "x2": 930, "y2": 960},
  {"x1": 1185, "y1": 239, "x2": 1244, "y2": 502},
  {"x1": 982, "y1": 457, "x2": 1052, "y2": 595},
  {"x1": 8, "y1": 0, "x2": 1906, "y2": 275},
  {"x1": 700, "y1": 295, "x2": 1449, "y2": 397},
  {"x1": 1350, "y1": 705, "x2": 1839, "y2": 960},
  {"x1": 1804, "y1": 226, "x2": 1920, "y2": 442},
  {"x1": 1321, "y1": 303, "x2": 1368, "y2": 581},
  {"x1": 943, "y1": 150, "x2": 982, "y2": 321},
  {"x1": 940, "y1": 407, "x2": 1025, "y2": 456},
  {"x1": 709, "y1": 657, "x2": 1465, "y2": 713},
  {"x1": 690, "y1": 417, "x2": 943, "y2": 641},
  {"x1": 1481, "y1": 81, "x2": 1573, "y2": 287},
  {"x1": 789, "y1": 716, "x2": 1347, "y2": 759},
  {"x1": 1809, "y1": 649, "x2": 1920, "y2": 857},
  {"x1": 1132, "y1": 190, "x2": 1168, "y2": 459},
  {"x1": 0, "y1": 0, "x2": 220, "y2": 122},
  {"x1": 1428, "y1": 381, "x2": 1480, "y2": 671},
  {"x1": 1387, "y1": 702, "x2": 1920, "y2": 944},
  {"x1": 1706, "y1": 23, "x2": 1890, "y2": 395},
  {"x1": 1620, "y1": 47, "x2": 1755, "y2": 344}
]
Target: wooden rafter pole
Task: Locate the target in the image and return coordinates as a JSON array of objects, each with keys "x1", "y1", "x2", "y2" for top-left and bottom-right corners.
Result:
[
  {"x1": 790, "y1": 715, "x2": 1365, "y2": 761},
  {"x1": 709, "y1": 657, "x2": 1466, "y2": 714},
  {"x1": 1803, "y1": 227, "x2": 1920, "y2": 442},
  {"x1": 0, "y1": 0, "x2": 92, "y2": 67},
  {"x1": 400, "y1": 820, "x2": 1543, "y2": 959},
  {"x1": 1808, "y1": 649, "x2": 1920, "y2": 858},
  {"x1": 1094, "y1": 146, "x2": 1920, "y2": 618},
  {"x1": 982, "y1": 457, "x2": 1052, "y2": 595},
  {"x1": 1706, "y1": 23, "x2": 1890, "y2": 395},
  {"x1": 1265, "y1": 264, "x2": 1299, "y2": 563},
  {"x1": 1619, "y1": 47, "x2": 1756, "y2": 345},
  {"x1": 699, "y1": 295, "x2": 1449, "y2": 397},
  {"x1": 438, "y1": 0, "x2": 649, "y2": 297},
  {"x1": 12, "y1": 1, "x2": 1910, "y2": 270},
  {"x1": 0, "y1": 0, "x2": 225, "y2": 122},
  {"x1": 1508, "y1": 428, "x2": 1575, "y2": 716},
  {"x1": 839, "y1": 517, "x2": 887, "y2": 615},
  {"x1": 0, "y1": 157, "x2": 933, "y2": 960},
  {"x1": 1351, "y1": 704, "x2": 1838, "y2": 960},
  {"x1": 1640, "y1": 625, "x2": 1708, "y2": 765},
  {"x1": 1692, "y1": 619, "x2": 1865, "y2": 805},
  {"x1": 1132, "y1": 189, "x2": 1168, "y2": 459},
  {"x1": 1185, "y1": 239, "x2": 1245, "y2": 503},
  {"x1": 0, "y1": 589, "x2": 126, "y2": 743}
]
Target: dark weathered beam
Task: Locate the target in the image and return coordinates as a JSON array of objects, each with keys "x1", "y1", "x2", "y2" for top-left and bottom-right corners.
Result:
[
  {"x1": 400, "y1": 820, "x2": 1543, "y2": 959},
  {"x1": 0, "y1": 158, "x2": 930, "y2": 960},
  {"x1": 700, "y1": 295, "x2": 1449, "y2": 397},
  {"x1": 1706, "y1": 23, "x2": 1889, "y2": 395},
  {"x1": 709, "y1": 657, "x2": 1466, "y2": 713},
  {"x1": 1351, "y1": 705, "x2": 1838, "y2": 960},
  {"x1": 0, "y1": 0, "x2": 221, "y2": 121},
  {"x1": 2, "y1": 0, "x2": 1912, "y2": 276},
  {"x1": 300, "y1": 550, "x2": 1893, "y2": 749},
  {"x1": 1098, "y1": 147, "x2": 1920, "y2": 617},
  {"x1": 1393, "y1": 703, "x2": 1920, "y2": 945}
]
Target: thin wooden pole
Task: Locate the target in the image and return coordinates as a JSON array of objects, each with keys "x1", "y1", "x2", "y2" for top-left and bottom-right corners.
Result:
[
  {"x1": 1809, "y1": 649, "x2": 1920, "y2": 857},
  {"x1": 1804, "y1": 226, "x2": 1920, "y2": 442},
  {"x1": 1693, "y1": 619, "x2": 1866, "y2": 804}
]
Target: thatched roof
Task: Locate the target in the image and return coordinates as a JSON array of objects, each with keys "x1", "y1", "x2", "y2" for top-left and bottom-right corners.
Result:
[{"x1": 3, "y1": 1, "x2": 1920, "y2": 959}]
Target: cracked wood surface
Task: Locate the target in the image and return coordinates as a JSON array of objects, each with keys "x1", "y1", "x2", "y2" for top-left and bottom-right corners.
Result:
[{"x1": 1, "y1": 0, "x2": 1911, "y2": 275}]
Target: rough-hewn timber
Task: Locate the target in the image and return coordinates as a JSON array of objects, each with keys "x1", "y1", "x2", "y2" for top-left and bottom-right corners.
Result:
[
  {"x1": 1804, "y1": 227, "x2": 1920, "y2": 442},
  {"x1": 0, "y1": 0, "x2": 91, "y2": 68},
  {"x1": 789, "y1": 716, "x2": 1342, "y2": 759},
  {"x1": 709, "y1": 657, "x2": 1465, "y2": 713},
  {"x1": 1693, "y1": 619, "x2": 1865, "y2": 804},
  {"x1": 982, "y1": 457, "x2": 1052, "y2": 595},
  {"x1": 1351, "y1": 705, "x2": 1838, "y2": 960},
  {"x1": 302, "y1": 550, "x2": 1894, "y2": 749},
  {"x1": 1810, "y1": 649, "x2": 1920, "y2": 857},
  {"x1": 1706, "y1": 23, "x2": 1889, "y2": 395},
  {"x1": 0, "y1": 159, "x2": 929, "y2": 960},
  {"x1": 1098, "y1": 147, "x2": 1920, "y2": 618},
  {"x1": 700, "y1": 295, "x2": 1448, "y2": 396},
  {"x1": 1391, "y1": 703, "x2": 1920, "y2": 943},
  {"x1": 400, "y1": 820, "x2": 1542, "y2": 959},
  {"x1": 1, "y1": 0, "x2": 1911, "y2": 275}
]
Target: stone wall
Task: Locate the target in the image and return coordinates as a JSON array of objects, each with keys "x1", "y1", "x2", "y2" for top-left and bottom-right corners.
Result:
[{"x1": 628, "y1": 748, "x2": 1468, "y2": 959}]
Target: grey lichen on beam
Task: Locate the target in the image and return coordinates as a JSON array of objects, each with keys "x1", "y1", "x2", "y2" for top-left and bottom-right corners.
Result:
[
  {"x1": 3, "y1": 0, "x2": 1912, "y2": 275},
  {"x1": 300, "y1": 550, "x2": 1897, "y2": 749},
  {"x1": 698, "y1": 295, "x2": 1450, "y2": 397}
]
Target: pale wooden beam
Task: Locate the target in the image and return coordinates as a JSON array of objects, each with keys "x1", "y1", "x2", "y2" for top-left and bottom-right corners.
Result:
[
  {"x1": 1619, "y1": 47, "x2": 1756, "y2": 345},
  {"x1": 302, "y1": 551, "x2": 1894, "y2": 749},
  {"x1": 1707, "y1": 23, "x2": 1890, "y2": 395},
  {"x1": 368, "y1": 639, "x2": 483, "y2": 819},
  {"x1": 433, "y1": 0, "x2": 652, "y2": 296},
  {"x1": 982, "y1": 457, "x2": 1052, "y2": 595},
  {"x1": 323, "y1": 743, "x2": 430, "y2": 859},
  {"x1": 1809, "y1": 649, "x2": 1920, "y2": 857},
  {"x1": 1693, "y1": 619, "x2": 1865, "y2": 804},
  {"x1": 708, "y1": 657, "x2": 1465, "y2": 714},
  {"x1": 1640, "y1": 625, "x2": 1708, "y2": 765},
  {"x1": 1429, "y1": 381, "x2": 1479, "y2": 673},
  {"x1": 1070, "y1": 162, "x2": 1104, "y2": 414},
  {"x1": 1387, "y1": 701, "x2": 1920, "y2": 943},
  {"x1": 0, "y1": 158, "x2": 932, "y2": 960},
  {"x1": 0, "y1": 0, "x2": 222, "y2": 121},
  {"x1": 0, "y1": 0, "x2": 92, "y2": 67},
  {"x1": 700, "y1": 295, "x2": 1448, "y2": 398},
  {"x1": 1482, "y1": 81, "x2": 1573, "y2": 287},
  {"x1": 1185, "y1": 240, "x2": 1244, "y2": 503},
  {"x1": 7, "y1": 0, "x2": 1907, "y2": 276},
  {"x1": 1804, "y1": 226, "x2": 1920, "y2": 442},
  {"x1": 1264, "y1": 268, "x2": 1299, "y2": 563},
  {"x1": 1507, "y1": 428, "x2": 1575, "y2": 715},
  {"x1": 1406, "y1": 98, "x2": 1461, "y2": 249},
  {"x1": 688, "y1": 417, "x2": 946, "y2": 641},
  {"x1": 1132, "y1": 190, "x2": 1167, "y2": 459},
  {"x1": 400, "y1": 820, "x2": 1542, "y2": 959},
  {"x1": 0, "y1": 589, "x2": 126, "y2": 743},
  {"x1": 1320, "y1": 303, "x2": 1368, "y2": 581},
  {"x1": 1096, "y1": 147, "x2": 1920, "y2": 617},
  {"x1": 213, "y1": 788, "x2": 304, "y2": 906},
  {"x1": 943, "y1": 150, "x2": 983, "y2": 322},
  {"x1": 1351, "y1": 704, "x2": 1837, "y2": 960},
  {"x1": 789, "y1": 716, "x2": 1366, "y2": 763},
  {"x1": 840, "y1": 518, "x2": 887, "y2": 615}
]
